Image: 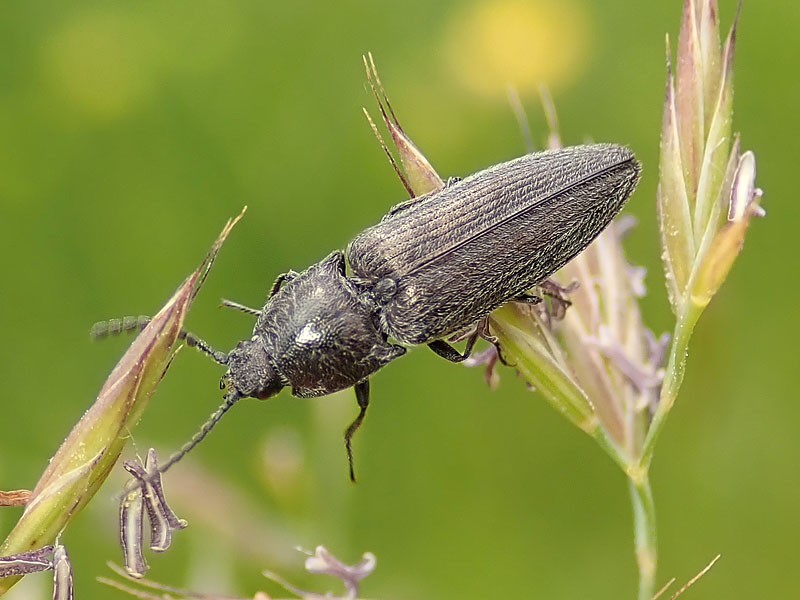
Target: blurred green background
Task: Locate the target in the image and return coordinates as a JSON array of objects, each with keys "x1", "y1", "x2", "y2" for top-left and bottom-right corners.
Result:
[{"x1": 0, "y1": 0, "x2": 797, "y2": 598}]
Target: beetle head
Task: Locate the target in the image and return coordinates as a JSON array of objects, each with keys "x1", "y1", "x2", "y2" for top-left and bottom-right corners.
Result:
[{"x1": 226, "y1": 338, "x2": 283, "y2": 399}]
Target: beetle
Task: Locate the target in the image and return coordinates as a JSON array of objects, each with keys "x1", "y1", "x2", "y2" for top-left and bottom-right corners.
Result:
[{"x1": 95, "y1": 143, "x2": 640, "y2": 480}]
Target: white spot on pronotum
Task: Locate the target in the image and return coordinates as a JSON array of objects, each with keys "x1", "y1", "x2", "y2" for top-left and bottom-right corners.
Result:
[{"x1": 296, "y1": 323, "x2": 321, "y2": 345}]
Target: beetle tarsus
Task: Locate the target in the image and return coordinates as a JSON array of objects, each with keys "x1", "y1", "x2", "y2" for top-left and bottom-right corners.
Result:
[{"x1": 345, "y1": 380, "x2": 371, "y2": 483}]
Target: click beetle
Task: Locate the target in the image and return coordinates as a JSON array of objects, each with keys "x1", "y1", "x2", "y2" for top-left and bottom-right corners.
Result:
[{"x1": 96, "y1": 143, "x2": 640, "y2": 480}]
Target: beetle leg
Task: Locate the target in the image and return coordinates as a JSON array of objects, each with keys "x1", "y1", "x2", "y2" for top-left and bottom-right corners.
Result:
[
  {"x1": 487, "y1": 336, "x2": 510, "y2": 366},
  {"x1": 538, "y1": 278, "x2": 577, "y2": 320},
  {"x1": 345, "y1": 380, "x2": 370, "y2": 482},
  {"x1": 386, "y1": 178, "x2": 459, "y2": 217},
  {"x1": 386, "y1": 195, "x2": 428, "y2": 217},
  {"x1": 427, "y1": 327, "x2": 481, "y2": 363},
  {"x1": 477, "y1": 316, "x2": 498, "y2": 345},
  {"x1": 449, "y1": 316, "x2": 495, "y2": 344},
  {"x1": 220, "y1": 299, "x2": 262, "y2": 316},
  {"x1": 269, "y1": 270, "x2": 300, "y2": 297},
  {"x1": 540, "y1": 277, "x2": 579, "y2": 298},
  {"x1": 512, "y1": 293, "x2": 542, "y2": 304}
]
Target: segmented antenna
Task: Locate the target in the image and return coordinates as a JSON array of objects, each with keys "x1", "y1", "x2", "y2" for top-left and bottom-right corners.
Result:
[
  {"x1": 157, "y1": 389, "x2": 243, "y2": 475},
  {"x1": 91, "y1": 316, "x2": 229, "y2": 365},
  {"x1": 220, "y1": 299, "x2": 262, "y2": 316},
  {"x1": 90, "y1": 315, "x2": 151, "y2": 338}
]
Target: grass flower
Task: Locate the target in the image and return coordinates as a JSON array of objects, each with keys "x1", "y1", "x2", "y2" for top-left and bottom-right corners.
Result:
[
  {"x1": 0, "y1": 211, "x2": 244, "y2": 598},
  {"x1": 364, "y1": 0, "x2": 760, "y2": 593},
  {"x1": 648, "y1": 0, "x2": 763, "y2": 465},
  {"x1": 99, "y1": 545, "x2": 375, "y2": 600}
]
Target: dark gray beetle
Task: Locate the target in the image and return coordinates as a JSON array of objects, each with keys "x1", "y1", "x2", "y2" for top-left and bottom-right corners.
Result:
[{"x1": 97, "y1": 143, "x2": 640, "y2": 480}]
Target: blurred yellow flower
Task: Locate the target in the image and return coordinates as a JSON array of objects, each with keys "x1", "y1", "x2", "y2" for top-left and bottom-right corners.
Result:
[{"x1": 442, "y1": 0, "x2": 591, "y2": 98}]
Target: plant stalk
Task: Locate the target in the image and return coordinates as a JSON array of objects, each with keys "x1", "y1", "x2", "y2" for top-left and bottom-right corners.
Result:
[
  {"x1": 629, "y1": 474, "x2": 657, "y2": 600},
  {"x1": 640, "y1": 301, "x2": 703, "y2": 468}
]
